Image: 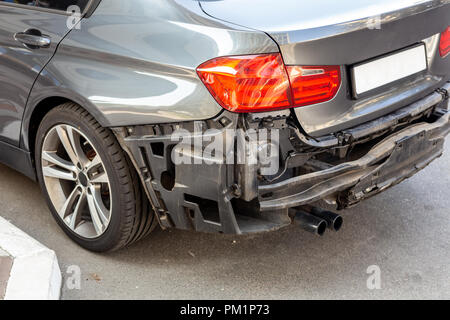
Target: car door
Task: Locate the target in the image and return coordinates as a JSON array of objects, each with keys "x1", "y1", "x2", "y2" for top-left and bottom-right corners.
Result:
[{"x1": 0, "y1": 0, "x2": 90, "y2": 146}]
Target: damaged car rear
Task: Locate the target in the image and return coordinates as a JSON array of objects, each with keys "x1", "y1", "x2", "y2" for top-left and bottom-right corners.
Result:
[
  {"x1": 1, "y1": 0, "x2": 449, "y2": 251},
  {"x1": 115, "y1": 0, "x2": 450, "y2": 241}
]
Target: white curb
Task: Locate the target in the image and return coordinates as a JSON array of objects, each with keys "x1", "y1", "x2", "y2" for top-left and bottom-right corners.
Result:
[{"x1": 0, "y1": 217, "x2": 62, "y2": 300}]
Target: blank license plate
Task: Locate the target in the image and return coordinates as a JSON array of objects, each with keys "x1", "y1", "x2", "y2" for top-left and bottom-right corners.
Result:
[{"x1": 352, "y1": 45, "x2": 427, "y2": 95}]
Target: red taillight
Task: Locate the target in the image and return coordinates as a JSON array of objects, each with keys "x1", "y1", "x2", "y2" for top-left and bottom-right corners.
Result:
[
  {"x1": 439, "y1": 26, "x2": 450, "y2": 58},
  {"x1": 197, "y1": 53, "x2": 341, "y2": 113},
  {"x1": 196, "y1": 53, "x2": 292, "y2": 112},
  {"x1": 286, "y1": 66, "x2": 341, "y2": 107}
]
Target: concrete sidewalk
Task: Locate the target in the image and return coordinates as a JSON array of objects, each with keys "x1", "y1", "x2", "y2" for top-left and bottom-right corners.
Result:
[
  {"x1": 0, "y1": 217, "x2": 62, "y2": 300},
  {"x1": 0, "y1": 248, "x2": 13, "y2": 299}
]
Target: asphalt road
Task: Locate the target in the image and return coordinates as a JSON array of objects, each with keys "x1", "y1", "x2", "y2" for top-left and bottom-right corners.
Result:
[{"x1": 0, "y1": 141, "x2": 449, "y2": 300}]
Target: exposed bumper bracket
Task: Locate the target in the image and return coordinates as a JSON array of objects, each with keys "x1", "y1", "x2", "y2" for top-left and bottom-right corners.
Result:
[{"x1": 259, "y1": 111, "x2": 450, "y2": 211}]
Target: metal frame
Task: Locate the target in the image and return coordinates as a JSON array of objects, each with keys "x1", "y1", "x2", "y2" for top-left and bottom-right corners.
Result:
[{"x1": 112, "y1": 82, "x2": 450, "y2": 235}]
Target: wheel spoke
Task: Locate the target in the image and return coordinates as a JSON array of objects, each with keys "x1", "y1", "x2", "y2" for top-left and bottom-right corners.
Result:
[
  {"x1": 42, "y1": 151, "x2": 77, "y2": 173},
  {"x1": 56, "y1": 126, "x2": 88, "y2": 167},
  {"x1": 86, "y1": 187, "x2": 110, "y2": 235},
  {"x1": 66, "y1": 126, "x2": 89, "y2": 166},
  {"x1": 68, "y1": 190, "x2": 86, "y2": 230},
  {"x1": 43, "y1": 166, "x2": 76, "y2": 181},
  {"x1": 90, "y1": 172, "x2": 109, "y2": 184},
  {"x1": 86, "y1": 154, "x2": 102, "y2": 172},
  {"x1": 59, "y1": 187, "x2": 81, "y2": 219},
  {"x1": 56, "y1": 126, "x2": 79, "y2": 166},
  {"x1": 86, "y1": 155, "x2": 109, "y2": 184}
]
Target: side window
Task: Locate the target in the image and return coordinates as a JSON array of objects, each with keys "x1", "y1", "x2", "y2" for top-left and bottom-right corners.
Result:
[
  {"x1": 36, "y1": 0, "x2": 90, "y2": 12},
  {"x1": 0, "y1": 1, "x2": 36, "y2": 5}
]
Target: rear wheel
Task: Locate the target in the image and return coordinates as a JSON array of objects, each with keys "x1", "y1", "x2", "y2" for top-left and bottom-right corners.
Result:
[{"x1": 35, "y1": 103, "x2": 157, "y2": 252}]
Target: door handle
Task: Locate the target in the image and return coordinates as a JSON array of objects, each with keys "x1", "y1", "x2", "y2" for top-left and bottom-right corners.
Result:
[{"x1": 14, "y1": 29, "x2": 51, "y2": 49}]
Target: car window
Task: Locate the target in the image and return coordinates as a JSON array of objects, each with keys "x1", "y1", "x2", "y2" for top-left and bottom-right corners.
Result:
[
  {"x1": 0, "y1": 1, "x2": 91, "y2": 12},
  {"x1": 36, "y1": 0, "x2": 90, "y2": 12},
  {"x1": 0, "y1": 1, "x2": 36, "y2": 5}
]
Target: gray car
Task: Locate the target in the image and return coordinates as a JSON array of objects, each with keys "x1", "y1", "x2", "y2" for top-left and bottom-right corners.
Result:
[{"x1": 0, "y1": 0, "x2": 449, "y2": 252}]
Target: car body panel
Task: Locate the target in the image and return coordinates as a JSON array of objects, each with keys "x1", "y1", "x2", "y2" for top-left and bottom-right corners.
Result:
[
  {"x1": 0, "y1": 3, "x2": 73, "y2": 146},
  {"x1": 0, "y1": 0, "x2": 448, "y2": 237},
  {"x1": 21, "y1": 0, "x2": 278, "y2": 151},
  {"x1": 200, "y1": 0, "x2": 450, "y2": 136},
  {"x1": 199, "y1": 0, "x2": 440, "y2": 34}
]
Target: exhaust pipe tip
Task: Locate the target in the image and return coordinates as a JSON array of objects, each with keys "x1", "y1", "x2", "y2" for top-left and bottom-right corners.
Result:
[
  {"x1": 310, "y1": 207, "x2": 343, "y2": 232},
  {"x1": 291, "y1": 210, "x2": 327, "y2": 236},
  {"x1": 316, "y1": 220, "x2": 327, "y2": 236},
  {"x1": 332, "y1": 215, "x2": 343, "y2": 232}
]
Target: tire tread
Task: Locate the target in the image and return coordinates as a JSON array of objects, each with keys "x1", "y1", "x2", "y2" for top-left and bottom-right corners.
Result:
[{"x1": 35, "y1": 103, "x2": 156, "y2": 252}]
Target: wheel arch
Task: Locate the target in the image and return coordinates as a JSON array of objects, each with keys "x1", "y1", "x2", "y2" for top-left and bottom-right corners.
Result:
[{"x1": 21, "y1": 94, "x2": 110, "y2": 161}]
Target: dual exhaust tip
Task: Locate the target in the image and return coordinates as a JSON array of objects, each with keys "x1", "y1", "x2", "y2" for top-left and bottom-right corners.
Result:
[{"x1": 291, "y1": 206, "x2": 343, "y2": 236}]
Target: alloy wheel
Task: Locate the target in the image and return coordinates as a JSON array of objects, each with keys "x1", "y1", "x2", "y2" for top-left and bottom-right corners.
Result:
[{"x1": 41, "y1": 124, "x2": 112, "y2": 238}]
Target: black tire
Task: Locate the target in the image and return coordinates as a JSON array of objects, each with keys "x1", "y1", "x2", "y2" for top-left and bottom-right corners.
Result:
[{"x1": 35, "y1": 103, "x2": 158, "y2": 252}]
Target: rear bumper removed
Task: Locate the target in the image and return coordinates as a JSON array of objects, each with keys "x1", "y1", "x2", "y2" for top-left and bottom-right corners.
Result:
[
  {"x1": 113, "y1": 82, "x2": 450, "y2": 234},
  {"x1": 260, "y1": 111, "x2": 450, "y2": 211}
]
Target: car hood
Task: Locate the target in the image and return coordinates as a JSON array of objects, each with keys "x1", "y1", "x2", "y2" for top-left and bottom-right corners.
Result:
[{"x1": 198, "y1": 0, "x2": 441, "y2": 33}]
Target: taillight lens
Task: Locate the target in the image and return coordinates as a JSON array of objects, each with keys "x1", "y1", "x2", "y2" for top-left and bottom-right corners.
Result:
[
  {"x1": 196, "y1": 54, "x2": 292, "y2": 112},
  {"x1": 439, "y1": 26, "x2": 450, "y2": 58},
  {"x1": 286, "y1": 66, "x2": 341, "y2": 107},
  {"x1": 197, "y1": 53, "x2": 341, "y2": 113}
]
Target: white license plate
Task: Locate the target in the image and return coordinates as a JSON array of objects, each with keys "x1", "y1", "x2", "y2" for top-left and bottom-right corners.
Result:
[{"x1": 352, "y1": 45, "x2": 427, "y2": 95}]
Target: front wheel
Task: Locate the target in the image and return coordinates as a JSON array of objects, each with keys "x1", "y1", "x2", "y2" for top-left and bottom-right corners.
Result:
[{"x1": 35, "y1": 103, "x2": 157, "y2": 252}]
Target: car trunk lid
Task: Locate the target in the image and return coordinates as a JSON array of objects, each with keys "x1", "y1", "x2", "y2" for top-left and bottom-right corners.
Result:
[{"x1": 199, "y1": 0, "x2": 450, "y2": 136}]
